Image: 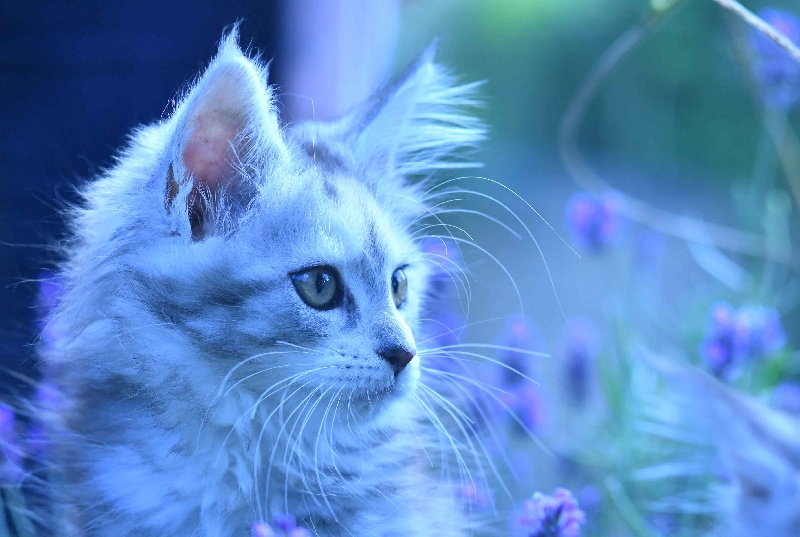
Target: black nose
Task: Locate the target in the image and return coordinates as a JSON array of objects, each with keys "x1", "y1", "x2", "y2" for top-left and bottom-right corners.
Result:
[{"x1": 378, "y1": 346, "x2": 416, "y2": 375}]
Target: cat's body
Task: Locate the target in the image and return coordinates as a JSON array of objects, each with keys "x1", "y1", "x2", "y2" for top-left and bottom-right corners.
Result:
[{"x1": 35, "y1": 33, "x2": 484, "y2": 536}]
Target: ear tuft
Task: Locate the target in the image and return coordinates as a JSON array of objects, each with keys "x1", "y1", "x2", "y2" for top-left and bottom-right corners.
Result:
[
  {"x1": 165, "y1": 29, "x2": 285, "y2": 239},
  {"x1": 354, "y1": 46, "x2": 486, "y2": 179},
  {"x1": 288, "y1": 45, "x2": 484, "y2": 188}
]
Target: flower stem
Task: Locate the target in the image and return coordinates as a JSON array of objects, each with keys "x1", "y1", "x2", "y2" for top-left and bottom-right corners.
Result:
[
  {"x1": 710, "y1": 0, "x2": 800, "y2": 64},
  {"x1": 603, "y1": 477, "x2": 663, "y2": 537}
]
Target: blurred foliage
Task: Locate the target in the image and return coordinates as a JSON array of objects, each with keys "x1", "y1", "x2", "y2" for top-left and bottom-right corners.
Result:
[
  {"x1": 395, "y1": 1, "x2": 800, "y2": 536},
  {"x1": 399, "y1": 0, "x2": 800, "y2": 184}
]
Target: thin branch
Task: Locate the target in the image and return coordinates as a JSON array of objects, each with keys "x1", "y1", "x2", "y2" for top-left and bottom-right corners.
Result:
[
  {"x1": 710, "y1": 0, "x2": 800, "y2": 65},
  {"x1": 722, "y1": 8, "x2": 800, "y2": 209},
  {"x1": 558, "y1": 8, "x2": 800, "y2": 271},
  {"x1": 765, "y1": 112, "x2": 800, "y2": 208}
]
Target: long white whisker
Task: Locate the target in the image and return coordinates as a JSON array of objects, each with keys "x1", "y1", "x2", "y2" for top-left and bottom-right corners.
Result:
[
  {"x1": 257, "y1": 377, "x2": 321, "y2": 519},
  {"x1": 421, "y1": 369, "x2": 515, "y2": 502},
  {"x1": 412, "y1": 392, "x2": 474, "y2": 494},
  {"x1": 425, "y1": 234, "x2": 523, "y2": 314},
  {"x1": 423, "y1": 208, "x2": 523, "y2": 239},
  {"x1": 417, "y1": 382, "x2": 506, "y2": 506},
  {"x1": 427, "y1": 179, "x2": 572, "y2": 317},
  {"x1": 421, "y1": 348, "x2": 541, "y2": 385}
]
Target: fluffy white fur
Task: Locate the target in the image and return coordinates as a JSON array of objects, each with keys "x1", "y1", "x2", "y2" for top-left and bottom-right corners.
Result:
[{"x1": 36, "y1": 31, "x2": 486, "y2": 536}]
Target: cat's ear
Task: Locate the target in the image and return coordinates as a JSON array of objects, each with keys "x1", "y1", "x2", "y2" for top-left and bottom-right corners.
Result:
[
  {"x1": 289, "y1": 46, "x2": 483, "y2": 186},
  {"x1": 166, "y1": 30, "x2": 286, "y2": 239},
  {"x1": 347, "y1": 45, "x2": 485, "y2": 181}
]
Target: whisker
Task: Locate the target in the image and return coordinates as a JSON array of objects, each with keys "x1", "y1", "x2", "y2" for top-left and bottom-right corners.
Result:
[
  {"x1": 416, "y1": 315, "x2": 509, "y2": 347},
  {"x1": 411, "y1": 393, "x2": 475, "y2": 493},
  {"x1": 214, "y1": 350, "x2": 314, "y2": 399},
  {"x1": 420, "y1": 369, "x2": 515, "y2": 501},
  {"x1": 256, "y1": 377, "x2": 321, "y2": 519},
  {"x1": 426, "y1": 178, "x2": 572, "y2": 317},
  {"x1": 424, "y1": 234, "x2": 523, "y2": 314},
  {"x1": 423, "y1": 208, "x2": 522, "y2": 240},
  {"x1": 421, "y1": 347, "x2": 541, "y2": 385},
  {"x1": 414, "y1": 250, "x2": 473, "y2": 307},
  {"x1": 411, "y1": 222, "x2": 474, "y2": 242},
  {"x1": 417, "y1": 382, "x2": 507, "y2": 505}
]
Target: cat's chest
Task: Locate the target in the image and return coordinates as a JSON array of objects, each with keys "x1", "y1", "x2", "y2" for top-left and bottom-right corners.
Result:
[{"x1": 156, "y1": 395, "x2": 403, "y2": 529}]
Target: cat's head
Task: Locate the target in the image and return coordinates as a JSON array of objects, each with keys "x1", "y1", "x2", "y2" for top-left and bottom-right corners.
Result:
[{"x1": 70, "y1": 31, "x2": 483, "y2": 425}]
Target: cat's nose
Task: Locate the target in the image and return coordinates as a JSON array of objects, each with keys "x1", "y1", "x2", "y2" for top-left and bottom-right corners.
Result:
[{"x1": 378, "y1": 345, "x2": 416, "y2": 375}]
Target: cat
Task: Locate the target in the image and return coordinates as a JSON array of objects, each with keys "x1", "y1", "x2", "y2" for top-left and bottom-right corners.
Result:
[
  {"x1": 650, "y1": 355, "x2": 800, "y2": 536},
  {"x1": 33, "y1": 30, "x2": 487, "y2": 536}
]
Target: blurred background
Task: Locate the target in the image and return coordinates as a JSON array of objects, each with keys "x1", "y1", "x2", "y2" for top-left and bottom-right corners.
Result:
[{"x1": 1, "y1": 1, "x2": 799, "y2": 535}]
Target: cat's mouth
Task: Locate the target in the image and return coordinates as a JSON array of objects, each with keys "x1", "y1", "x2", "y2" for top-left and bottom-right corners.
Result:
[
  {"x1": 338, "y1": 365, "x2": 418, "y2": 412},
  {"x1": 371, "y1": 363, "x2": 419, "y2": 400}
]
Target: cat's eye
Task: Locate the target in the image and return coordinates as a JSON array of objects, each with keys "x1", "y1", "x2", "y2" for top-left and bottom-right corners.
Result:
[
  {"x1": 391, "y1": 268, "x2": 408, "y2": 308},
  {"x1": 291, "y1": 266, "x2": 342, "y2": 310}
]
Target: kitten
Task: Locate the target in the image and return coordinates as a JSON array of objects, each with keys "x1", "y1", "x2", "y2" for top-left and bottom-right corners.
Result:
[
  {"x1": 651, "y1": 356, "x2": 800, "y2": 536},
  {"x1": 35, "y1": 31, "x2": 485, "y2": 536}
]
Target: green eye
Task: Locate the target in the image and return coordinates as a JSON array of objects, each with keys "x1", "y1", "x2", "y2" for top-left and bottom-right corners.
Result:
[
  {"x1": 391, "y1": 268, "x2": 408, "y2": 308},
  {"x1": 291, "y1": 266, "x2": 342, "y2": 310}
]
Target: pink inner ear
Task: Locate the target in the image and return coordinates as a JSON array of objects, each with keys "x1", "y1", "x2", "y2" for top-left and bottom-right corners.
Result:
[{"x1": 182, "y1": 110, "x2": 240, "y2": 188}]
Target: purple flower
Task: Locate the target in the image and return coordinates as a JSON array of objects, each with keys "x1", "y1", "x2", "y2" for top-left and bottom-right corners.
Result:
[
  {"x1": 772, "y1": 381, "x2": 800, "y2": 414},
  {"x1": 272, "y1": 514, "x2": 297, "y2": 532},
  {"x1": 734, "y1": 305, "x2": 786, "y2": 358},
  {"x1": 501, "y1": 383, "x2": 547, "y2": 433},
  {"x1": 421, "y1": 237, "x2": 463, "y2": 301},
  {"x1": 459, "y1": 483, "x2": 494, "y2": 510},
  {"x1": 428, "y1": 310, "x2": 466, "y2": 349},
  {"x1": 251, "y1": 516, "x2": 311, "y2": 537},
  {"x1": 561, "y1": 318, "x2": 599, "y2": 405},
  {"x1": 498, "y1": 315, "x2": 546, "y2": 383},
  {"x1": 488, "y1": 315, "x2": 548, "y2": 432},
  {"x1": 251, "y1": 521, "x2": 277, "y2": 537},
  {"x1": 518, "y1": 488, "x2": 586, "y2": 537},
  {"x1": 565, "y1": 192, "x2": 623, "y2": 253},
  {"x1": 700, "y1": 302, "x2": 737, "y2": 377},
  {"x1": 751, "y1": 9, "x2": 800, "y2": 109},
  {"x1": 420, "y1": 237, "x2": 468, "y2": 363},
  {"x1": 276, "y1": 514, "x2": 311, "y2": 537},
  {"x1": 700, "y1": 302, "x2": 786, "y2": 378}
]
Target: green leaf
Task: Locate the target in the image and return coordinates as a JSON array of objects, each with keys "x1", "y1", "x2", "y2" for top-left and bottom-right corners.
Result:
[{"x1": 650, "y1": 0, "x2": 684, "y2": 13}]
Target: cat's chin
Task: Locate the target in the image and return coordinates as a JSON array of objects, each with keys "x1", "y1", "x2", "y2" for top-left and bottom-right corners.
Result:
[
  {"x1": 392, "y1": 364, "x2": 419, "y2": 396},
  {"x1": 348, "y1": 366, "x2": 419, "y2": 419}
]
